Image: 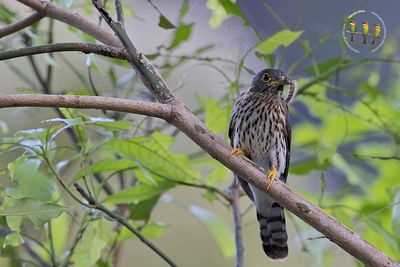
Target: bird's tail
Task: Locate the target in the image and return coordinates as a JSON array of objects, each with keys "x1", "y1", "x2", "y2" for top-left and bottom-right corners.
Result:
[
  {"x1": 350, "y1": 35, "x2": 354, "y2": 42},
  {"x1": 363, "y1": 36, "x2": 367, "y2": 44},
  {"x1": 257, "y1": 202, "x2": 288, "y2": 260}
]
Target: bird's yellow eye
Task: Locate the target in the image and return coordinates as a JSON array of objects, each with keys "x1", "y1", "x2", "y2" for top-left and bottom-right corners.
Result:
[{"x1": 262, "y1": 73, "x2": 271, "y2": 82}]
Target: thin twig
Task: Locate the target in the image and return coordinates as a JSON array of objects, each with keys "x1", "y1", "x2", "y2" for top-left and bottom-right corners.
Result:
[
  {"x1": 73, "y1": 183, "x2": 178, "y2": 267},
  {"x1": 47, "y1": 221, "x2": 56, "y2": 267},
  {"x1": 0, "y1": 12, "x2": 44, "y2": 38},
  {"x1": 0, "y1": 42, "x2": 128, "y2": 61},
  {"x1": 114, "y1": 0, "x2": 125, "y2": 25},
  {"x1": 230, "y1": 178, "x2": 244, "y2": 267}
]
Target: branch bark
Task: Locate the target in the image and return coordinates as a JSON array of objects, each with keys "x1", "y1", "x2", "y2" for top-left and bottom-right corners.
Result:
[
  {"x1": 0, "y1": 42, "x2": 128, "y2": 61},
  {"x1": 7, "y1": 1, "x2": 400, "y2": 266},
  {"x1": 230, "y1": 179, "x2": 244, "y2": 267},
  {"x1": 0, "y1": 94, "x2": 171, "y2": 119},
  {"x1": 17, "y1": 0, "x2": 122, "y2": 47},
  {"x1": 0, "y1": 12, "x2": 44, "y2": 38},
  {"x1": 0, "y1": 92, "x2": 398, "y2": 266}
]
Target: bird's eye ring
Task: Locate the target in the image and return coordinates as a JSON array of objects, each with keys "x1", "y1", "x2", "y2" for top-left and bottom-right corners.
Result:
[
  {"x1": 262, "y1": 73, "x2": 271, "y2": 82},
  {"x1": 279, "y1": 75, "x2": 285, "y2": 81}
]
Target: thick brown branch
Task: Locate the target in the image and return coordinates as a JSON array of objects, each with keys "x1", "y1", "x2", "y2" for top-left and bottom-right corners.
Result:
[
  {"x1": 0, "y1": 43, "x2": 128, "y2": 61},
  {"x1": 17, "y1": 0, "x2": 122, "y2": 47},
  {"x1": 0, "y1": 94, "x2": 171, "y2": 119},
  {"x1": 0, "y1": 12, "x2": 44, "y2": 38},
  {"x1": 1, "y1": 93, "x2": 398, "y2": 266}
]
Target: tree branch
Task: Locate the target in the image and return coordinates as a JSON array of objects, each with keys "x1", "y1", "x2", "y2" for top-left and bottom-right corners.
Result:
[
  {"x1": 230, "y1": 178, "x2": 244, "y2": 267},
  {"x1": 0, "y1": 12, "x2": 44, "y2": 38},
  {"x1": 0, "y1": 43, "x2": 128, "y2": 61},
  {"x1": 17, "y1": 0, "x2": 122, "y2": 47},
  {"x1": 0, "y1": 92, "x2": 397, "y2": 266},
  {"x1": 0, "y1": 94, "x2": 171, "y2": 119}
]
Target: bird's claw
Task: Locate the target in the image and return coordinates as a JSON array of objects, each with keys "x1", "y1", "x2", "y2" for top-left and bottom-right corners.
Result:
[
  {"x1": 230, "y1": 148, "x2": 246, "y2": 157},
  {"x1": 267, "y1": 166, "x2": 277, "y2": 190}
]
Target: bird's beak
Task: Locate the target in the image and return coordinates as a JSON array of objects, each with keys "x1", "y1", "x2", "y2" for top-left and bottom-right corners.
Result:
[{"x1": 274, "y1": 77, "x2": 292, "y2": 86}]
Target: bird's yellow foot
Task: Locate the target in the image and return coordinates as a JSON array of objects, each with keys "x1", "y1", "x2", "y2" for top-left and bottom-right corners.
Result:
[
  {"x1": 230, "y1": 148, "x2": 246, "y2": 157},
  {"x1": 267, "y1": 166, "x2": 277, "y2": 190}
]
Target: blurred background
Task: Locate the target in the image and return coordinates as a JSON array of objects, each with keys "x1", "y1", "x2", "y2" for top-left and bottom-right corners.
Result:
[{"x1": 0, "y1": 0, "x2": 400, "y2": 266}]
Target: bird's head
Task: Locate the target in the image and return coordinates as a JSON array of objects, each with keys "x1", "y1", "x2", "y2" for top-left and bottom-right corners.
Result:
[
  {"x1": 375, "y1": 23, "x2": 380, "y2": 29},
  {"x1": 250, "y1": 69, "x2": 292, "y2": 93},
  {"x1": 350, "y1": 21, "x2": 356, "y2": 26},
  {"x1": 362, "y1": 21, "x2": 368, "y2": 27}
]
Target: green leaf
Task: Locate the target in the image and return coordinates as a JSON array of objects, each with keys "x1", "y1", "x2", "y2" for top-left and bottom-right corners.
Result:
[
  {"x1": 178, "y1": 0, "x2": 189, "y2": 21},
  {"x1": 6, "y1": 159, "x2": 57, "y2": 202},
  {"x1": 304, "y1": 56, "x2": 349, "y2": 77},
  {"x1": 198, "y1": 96, "x2": 232, "y2": 135},
  {"x1": 171, "y1": 23, "x2": 193, "y2": 49},
  {"x1": 4, "y1": 232, "x2": 22, "y2": 247},
  {"x1": 206, "y1": 165, "x2": 230, "y2": 185},
  {"x1": 159, "y1": 15, "x2": 176, "y2": 29},
  {"x1": 0, "y1": 198, "x2": 68, "y2": 228},
  {"x1": 104, "y1": 138, "x2": 199, "y2": 183},
  {"x1": 103, "y1": 182, "x2": 172, "y2": 204},
  {"x1": 130, "y1": 196, "x2": 160, "y2": 221},
  {"x1": 256, "y1": 30, "x2": 303, "y2": 56},
  {"x1": 118, "y1": 221, "x2": 167, "y2": 242},
  {"x1": 0, "y1": 4, "x2": 16, "y2": 24},
  {"x1": 91, "y1": 159, "x2": 136, "y2": 174},
  {"x1": 189, "y1": 205, "x2": 235, "y2": 258},
  {"x1": 141, "y1": 221, "x2": 168, "y2": 239},
  {"x1": 88, "y1": 118, "x2": 132, "y2": 131},
  {"x1": 206, "y1": 0, "x2": 248, "y2": 28},
  {"x1": 73, "y1": 220, "x2": 111, "y2": 267}
]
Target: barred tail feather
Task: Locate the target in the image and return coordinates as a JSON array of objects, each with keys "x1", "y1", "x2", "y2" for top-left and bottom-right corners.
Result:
[{"x1": 257, "y1": 202, "x2": 288, "y2": 260}]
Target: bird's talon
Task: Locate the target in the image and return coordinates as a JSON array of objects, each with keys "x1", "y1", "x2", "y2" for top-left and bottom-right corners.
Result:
[
  {"x1": 230, "y1": 148, "x2": 245, "y2": 157},
  {"x1": 267, "y1": 167, "x2": 277, "y2": 190}
]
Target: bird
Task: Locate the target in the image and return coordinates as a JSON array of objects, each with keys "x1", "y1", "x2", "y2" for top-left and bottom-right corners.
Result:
[
  {"x1": 349, "y1": 21, "x2": 356, "y2": 42},
  {"x1": 372, "y1": 23, "x2": 381, "y2": 44},
  {"x1": 228, "y1": 69, "x2": 293, "y2": 260},
  {"x1": 362, "y1": 21, "x2": 369, "y2": 44}
]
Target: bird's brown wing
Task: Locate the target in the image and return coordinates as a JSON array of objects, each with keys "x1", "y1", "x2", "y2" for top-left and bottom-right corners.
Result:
[
  {"x1": 281, "y1": 104, "x2": 291, "y2": 183},
  {"x1": 228, "y1": 94, "x2": 255, "y2": 201}
]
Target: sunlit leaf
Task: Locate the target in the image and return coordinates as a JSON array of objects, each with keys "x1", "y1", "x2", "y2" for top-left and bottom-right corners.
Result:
[
  {"x1": 198, "y1": 96, "x2": 232, "y2": 135},
  {"x1": 206, "y1": 165, "x2": 230, "y2": 185},
  {"x1": 171, "y1": 23, "x2": 193, "y2": 48},
  {"x1": 206, "y1": 0, "x2": 248, "y2": 28},
  {"x1": 0, "y1": 198, "x2": 67, "y2": 228},
  {"x1": 6, "y1": 159, "x2": 57, "y2": 202},
  {"x1": 104, "y1": 138, "x2": 199, "y2": 183},
  {"x1": 256, "y1": 30, "x2": 303, "y2": 56},
  {"x1": 73, "y1": 220, "x2": 111, "y2": 267}
]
